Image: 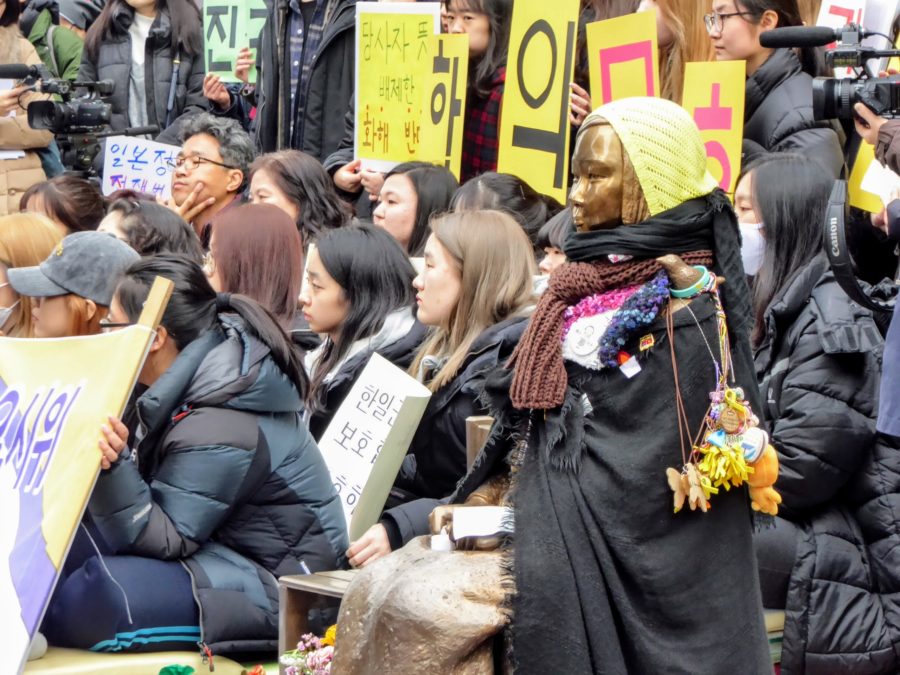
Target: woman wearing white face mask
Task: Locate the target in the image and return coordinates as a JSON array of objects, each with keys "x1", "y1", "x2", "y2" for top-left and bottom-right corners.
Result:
[
  {"x1": 0, "y1": 213, "x2": 63, "y2": 337},
  {"x1": 732, "y1": 166, "x2": 766, "y2": 277},
  {"x1": 746, "y1": 152, "x2": 900, "y2": 673}
]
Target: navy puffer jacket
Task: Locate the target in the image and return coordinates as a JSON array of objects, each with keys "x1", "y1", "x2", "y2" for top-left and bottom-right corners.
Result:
[{"x1": 89, "y1": 313, "x2": 347, "y2": 653}]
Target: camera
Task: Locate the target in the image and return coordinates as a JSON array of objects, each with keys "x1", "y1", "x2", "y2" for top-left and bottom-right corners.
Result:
[
  {"x1": 811, "y1": 25, "x2": 900, "y2": 121},
  {"x1": 27, "y1": 83, "x2": 114, "y2": 134}
]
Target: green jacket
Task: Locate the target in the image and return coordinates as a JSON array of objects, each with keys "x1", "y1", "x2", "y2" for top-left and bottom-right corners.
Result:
[{"x1": 26, "y1": 8, "x2": 82, "y2": 81}]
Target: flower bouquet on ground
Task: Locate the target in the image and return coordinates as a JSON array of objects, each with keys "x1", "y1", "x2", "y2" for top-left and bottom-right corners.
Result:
[{"x1": 280, "y1": 625, "x2": 336, "y2": 675}]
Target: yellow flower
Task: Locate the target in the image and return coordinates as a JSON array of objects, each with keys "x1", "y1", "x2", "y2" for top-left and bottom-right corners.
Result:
[{"x1": 322, "y1": 624, "x2": 337, "y2": 647}]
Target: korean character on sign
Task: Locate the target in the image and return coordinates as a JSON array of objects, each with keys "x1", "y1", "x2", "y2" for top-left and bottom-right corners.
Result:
[
  {"x1": 126, "y1": 145, "x2": 149, "y2": 171},
  {"x1": 386, "y1": 396, "x2": 403, "y2": 427},
  {"x1": 361, "y1": 18, "x2": 374, "y2": 61},
  {"x1": 370, "y1": 391, "x2": 397, "y2": 423},
  {"x1": 358, "y1": 383, "x2": 378, "y2": 412},
  {"x1": 345, "y1": 483, "x2": 362, "y2": 507},
  {"x1": 336, "y1": 421, "x2": 358, "y2": 452},
  {"x1": 361, "y1": 106, "x2": 374, "y2": 150},
  {"x1": 129, "y1": 178, "x2": 149, "y2": 193},
  {"x1": 404, "y1": 120, "x2": 420, "y2": 154},
  {"x1": 351, "y1": 428, "x2": 373, "y2": 459},
  {"x1": 333, "y1": 473, "x2": 348, "y2": 494},
  {"x1": 151, "y1": 183, "x2": 167, "y2": 197}
]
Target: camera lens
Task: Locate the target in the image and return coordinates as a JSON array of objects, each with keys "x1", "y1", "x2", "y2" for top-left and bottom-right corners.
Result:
[{"x1": 26, "y1": 101, "x2": 69, "y2": 133}]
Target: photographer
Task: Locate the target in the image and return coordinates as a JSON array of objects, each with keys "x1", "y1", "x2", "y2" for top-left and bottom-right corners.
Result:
[
  {"x1": 0, "y1": 1, "x2": 53, "y2": 216},
  {"x1": 855, "y1": 102, "x2": 900, "y2": 175}
]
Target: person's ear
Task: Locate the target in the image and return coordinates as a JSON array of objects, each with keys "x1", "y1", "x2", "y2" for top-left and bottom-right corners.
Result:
[
  {"x1": 148, "y1": 325, "x2": 170, "y2": 354},
  {"x1": 84, "y1": 299, "x2": 98, "y2": 321},
  {"x1": 759, "y1": 9, "x2": 779, "y2": 31},
  {"x1": 226, "y1": 169, "x2": 244, "y2": 194}
]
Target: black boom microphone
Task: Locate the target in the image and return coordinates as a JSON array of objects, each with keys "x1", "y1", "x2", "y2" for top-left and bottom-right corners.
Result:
[
  {"x1": 0, "y1": 64, "x2": 43, "y2": 80},
  {"x1": 760, "y1": 24, "x2": 870, "y2": 48}
]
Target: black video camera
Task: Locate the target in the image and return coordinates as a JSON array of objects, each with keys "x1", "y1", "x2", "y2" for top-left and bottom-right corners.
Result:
[{"x1": 760, "y1": 24, "x2": 900, "y2": 121}]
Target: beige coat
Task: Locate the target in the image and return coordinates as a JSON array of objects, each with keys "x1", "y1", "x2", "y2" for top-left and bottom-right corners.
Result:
[{"x1": 0, "y1": 25, "x2": 52, "y2": 216}]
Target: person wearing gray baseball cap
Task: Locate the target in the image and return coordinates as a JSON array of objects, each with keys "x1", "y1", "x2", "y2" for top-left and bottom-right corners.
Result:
[{"x1": 8, "y1": 230, "x2": 139, "y2": 338}]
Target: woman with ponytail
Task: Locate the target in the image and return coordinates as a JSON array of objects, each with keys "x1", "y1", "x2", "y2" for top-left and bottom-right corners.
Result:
[{"x1": 43, "y1": 254, "x2": 347, "y2": 655}]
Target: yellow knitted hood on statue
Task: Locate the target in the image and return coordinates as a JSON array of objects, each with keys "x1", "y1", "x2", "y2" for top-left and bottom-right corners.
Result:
[{"x1": 583, "y1": 97, "x2": 719, "y2": 216}]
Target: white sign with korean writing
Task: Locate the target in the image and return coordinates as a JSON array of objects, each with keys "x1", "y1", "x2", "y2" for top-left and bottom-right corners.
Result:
[
  {"x1": 318, "y1": 352, "x2": 431, "y2": 540},
  {"x1": 101, "y1": 136, "x2": 179, "y2": 199}
]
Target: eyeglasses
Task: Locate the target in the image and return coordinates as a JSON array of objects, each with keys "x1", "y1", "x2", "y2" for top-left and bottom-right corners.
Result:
[
  {"x1": 99, "y1": 320, "x2": 134, "y2": 333},
  {"x1": 202, "y1": 250, "x2": 216, "y2": 276},
  {"x1": 704, "y1": 10, "x2": 756, "y2": 34},
  {"x1": 166, "y1": 155, "x2": 237, "y2": 171}
]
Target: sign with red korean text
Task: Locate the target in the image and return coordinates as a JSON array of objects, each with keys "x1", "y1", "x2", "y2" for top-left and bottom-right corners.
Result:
[
  {"x1": 418, "y1": 34, "x2": 469, "y2": 181},
  {"x1": 682, "y1": 61, "x2": 746, "y2": 195},
  {"x1": 586, "y1": 10, "x2": 659, "y2": 107},
  {"x1": 354, "y1": 2, "x2": 441, "y2": 173},
  {"x1": 817, "y1": 0, "x2": 867, "y2": 77},
  {"x1": 497, "y1": 0, "x2": 579, "y2": 204}
]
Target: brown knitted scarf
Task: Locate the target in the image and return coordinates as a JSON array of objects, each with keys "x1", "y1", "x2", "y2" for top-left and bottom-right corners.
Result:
[{"x1": 508, "y1": 250, "x2": 713, "y2": 410}]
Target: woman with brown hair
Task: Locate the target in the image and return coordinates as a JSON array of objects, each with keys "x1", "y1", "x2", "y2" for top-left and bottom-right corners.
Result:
[
  {"x1": 204, "y1": 203, "x2": 303, "y2": 330},
  {"x1": 7, "y1": 230, "x2": 138, "y2": 338},
  {"x1": 639, "y1": 0, "x2": 714, "y2": 103},
  {"x1": 0, "y1": 212, "x2": 63, "y2": 337},
  {"x1": 347, "y1": 209, "x2": 536, "y2": 567},
  {"x1": 22, "y1": 175, "x2": 107, "y2": 233},
  {"x1": 249, "y1": 150, "x2": 351, "y2": 247}
]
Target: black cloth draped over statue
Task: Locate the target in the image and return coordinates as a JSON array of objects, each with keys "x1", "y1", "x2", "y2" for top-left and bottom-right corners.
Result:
[{"x1": 455, "y1": 192, "x2": 772, "y2": 674}]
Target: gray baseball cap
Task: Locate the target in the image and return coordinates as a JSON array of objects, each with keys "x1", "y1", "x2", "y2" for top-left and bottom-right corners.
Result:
[{"x1": 8, "y1": 231, "x2": 140, "y2": 306}]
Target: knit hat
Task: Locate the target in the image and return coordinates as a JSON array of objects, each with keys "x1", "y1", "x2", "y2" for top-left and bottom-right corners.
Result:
[
  {"x1": 580, "y1": 97, "x2": 718, "y2": 217},
  {"x1": 58, "y1": 0, "x2": 104, "y2": 30}
]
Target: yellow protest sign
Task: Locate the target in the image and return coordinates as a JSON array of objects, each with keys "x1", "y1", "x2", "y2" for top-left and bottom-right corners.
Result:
[
  {"x1": 354, "y1": 3, "x2": 440, "y2": 172},
  {"x1": 849, "y1": 141, "x2": 886, "y2": 213},
  {"x1": 497, "y1": 0, "x2": 580, "y2": 204},
  {"x1": 586, "y1": 11, "x2": 659, "y2": 106},
  {"x1": 418, "y1": 34, "x2": 469, "y2": 181},
  {"x1": 682, "y1": 60, "x2": 746, "y2": 195},
  {"x1": 2, "y1": 278, "x2": 171, "y2": 674}
]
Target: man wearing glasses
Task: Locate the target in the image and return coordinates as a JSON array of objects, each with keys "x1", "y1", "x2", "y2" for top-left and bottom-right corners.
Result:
[{"x1": 160, "y1": 113, "x2": 255, "y2": 248}]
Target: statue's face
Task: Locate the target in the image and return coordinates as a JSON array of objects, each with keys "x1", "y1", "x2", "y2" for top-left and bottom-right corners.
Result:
[{"x1": 569, "y1": 123, "x2": 625, "y2": 232}]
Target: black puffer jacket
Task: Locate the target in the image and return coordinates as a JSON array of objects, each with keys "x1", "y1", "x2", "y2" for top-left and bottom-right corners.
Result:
[
  {"x1": 89, "y1": 314, "x2": 348, "y2": 653},
  {"x1": 754, "y1": 253, "x2": 900, "y2": 674},
  {"x1": 77, "y1": 5, "x2": 205, "y2": 143},
  {"x1": 743, "y1": 49, "x2": 844, "y2": 178},
  {"x1": 392, "y1": 315, "x2": 528, "y2": 503}
]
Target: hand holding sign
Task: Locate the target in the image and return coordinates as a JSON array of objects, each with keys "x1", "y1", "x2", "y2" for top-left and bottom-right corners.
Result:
[{"x1": 203, "y1": 73, "x2": 231, "y2": 110}]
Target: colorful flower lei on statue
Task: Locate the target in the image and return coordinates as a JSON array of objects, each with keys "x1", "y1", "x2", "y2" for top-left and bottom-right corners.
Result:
[
  {"x1": 280, "y1": 625, "x2": 337, "y2": 675},
  {"x1": 561, "y1": 283, "x2": 642, "y2": 340},
  {"x1": 597, "y1": 271, "x2": 670, "y2": 367}
]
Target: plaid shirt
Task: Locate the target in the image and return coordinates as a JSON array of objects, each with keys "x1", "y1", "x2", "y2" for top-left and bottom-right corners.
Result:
[
  {"x1": 460, "y1": 67, "x2": 506, "y2": 184},
  {"x1": 286, "y1": 0, "x2": 337, "y2": 144}
]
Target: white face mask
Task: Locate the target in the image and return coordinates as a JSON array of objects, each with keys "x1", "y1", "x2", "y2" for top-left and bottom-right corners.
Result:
[{"x1": 739, "y1": 222, "x2": 766, "y2": 276}]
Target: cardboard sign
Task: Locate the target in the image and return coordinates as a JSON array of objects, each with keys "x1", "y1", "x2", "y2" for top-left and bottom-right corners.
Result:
[
  {"x1": 2, "y1": 278, "x2": 171, "y2": 675},
  {"x1": 682, "y1": 60, "x2": 746, "y2": 194},
  {"x1": 203, "y1": 0, "x2": 267, "y2": 84},
  {"x1": 586, "y1": 11, "x2": 659, "y2": 107},
  {"x1": 496, "y1": 0, "x2": 579, "y2": 204},
  {"x1": 101, "y1": 136, "x2": 179, "y2": 199},
  {"x1": 849, "y1": 140, "x2": 886, "y2": 212},
  {"x1": 354, "y1": 2, "x2": 441, "y2": 172},
  {"x1": 317, "y1": 353, "x2": 431, "y2": 541},
  {"x1": 418, "y1": 34, "x2": 469, "y2": 181},
  {"x1": 816, "y1": 0, "x2": 866, "y2": 78}
]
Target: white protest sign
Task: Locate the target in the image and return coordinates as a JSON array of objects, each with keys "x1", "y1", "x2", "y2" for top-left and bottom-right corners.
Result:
[
  {"x1": 101, "y1": 136, "x2": 179, "y2": 199},
  {"x1": 860, "y1": 157, "x2": 900, "y2": 204},
  {"x1": 318, "y1": 353, "x2": 431, "y2": 540}
]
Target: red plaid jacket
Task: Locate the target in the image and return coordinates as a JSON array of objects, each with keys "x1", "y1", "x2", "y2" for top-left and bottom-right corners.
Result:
[{"x1": 460, "y1": 67, "x2": 506, "y2": 184}]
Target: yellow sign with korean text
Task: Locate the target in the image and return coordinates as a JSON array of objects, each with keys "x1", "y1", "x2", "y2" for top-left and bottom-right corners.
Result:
[
  {"x1": 586, "y1": 11, "x2": 659, "y2": 107},
  {"x1": 354, "y1": 3, "x2": 441, "y2": 173},
  {"x1": 497, "y1": 0, "x2": 580, "y2": 204},
  {"x1": 849, "y1": 141, "x2": 886, "y2": 213},
  {"x1": 682, "y1": 60, "x2": 746, "y2": 195},
  {"x1": 418, "y1": 34, "x2": 469, "y2": 181}
]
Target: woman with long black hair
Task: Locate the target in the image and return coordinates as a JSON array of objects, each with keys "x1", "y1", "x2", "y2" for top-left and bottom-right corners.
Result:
[
  {"x1": 79, "y1": 0, "x2": 205, "y2": 143},
  {"x1": 43, "y1": 255, "x2": 347, "y2": 654},
  {"x1": 301, "y1": 225, "x2": 426, "y2": 439},
  {"x1": 738, "y1": 154, "x2": 900, "y2": 673}
]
